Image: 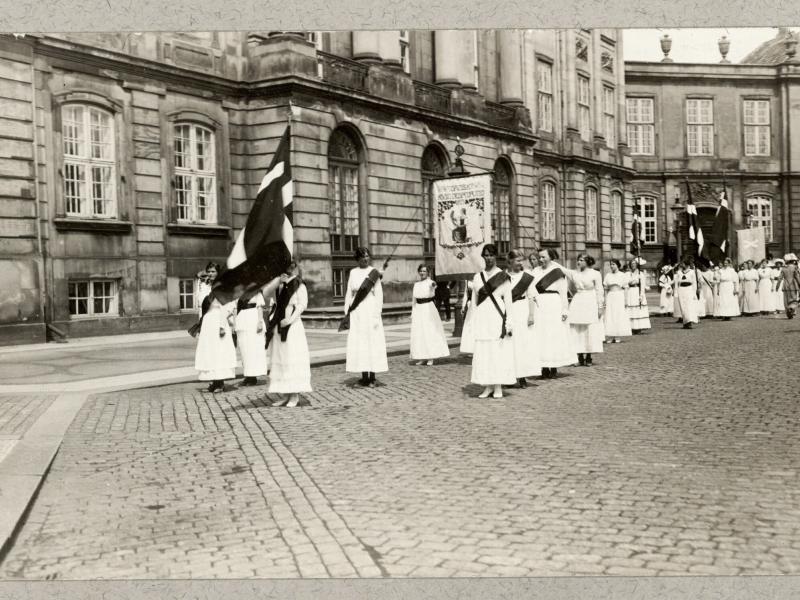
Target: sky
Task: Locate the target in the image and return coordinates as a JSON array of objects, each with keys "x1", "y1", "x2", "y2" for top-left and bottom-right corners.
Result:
[{"x1": 622, "y1": 28, "x2": 786, "y2": 63}]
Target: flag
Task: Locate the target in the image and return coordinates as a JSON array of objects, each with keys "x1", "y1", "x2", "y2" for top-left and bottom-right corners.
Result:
[
  {"x1": 212, "y1": 127, "x2": 293, "y2": 305},
  {"x1": 630, "y1": 209, "x2": 642, "y2": 255},
  {"x1": 705, "y1": 188, "x2": 730, "y2": 264},
  {"x1": 684, "y1": 182, "x2": 704, "y2": 258},
  {"x1": 737, "y1": 227, "x2": 766, "y2": 264}
]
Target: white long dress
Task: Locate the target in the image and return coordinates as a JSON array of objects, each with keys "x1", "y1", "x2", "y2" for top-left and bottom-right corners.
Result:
[
  {"x1": 234, "y1": 292, "x2": 268, "y2": 378},
  {"x1": 195, "y1": 298, "x2": 237, "y2": 381},
  {"x1": 568, "y1": 268, "x2": 604, "y2": 354},
  {"x1": 470, "y1": 268, "x2": 516, "y2": 385},
  {"x1": 459, "y1": 281, "x2": 476, "y2": 354},
  {"x1": 603, "y1": 271, "x2": 632, "y2": 337},
  {"x1": 268, "y1": 279, "x2": 312, "y2": 393},
  {"x1": 741, "y1": 269, "x2": 759, "y2": 314},
  {"x1": 716, "y1": 267, "x2": 740, "y2": 317},
  {"x1": 410, "y1": 279, "x2": 450, "y2": 360},
  {"x1": 507, "y1": 270, "x2": 541, "y2": 378},
  {"x1": 711, "y1": 269, "x2": 722, "y2": 317},
  {"x1": 625, "y1": 270, "x2": 651, "y2": 330},
  {"x1": 698, "y1": 271, "x2": 716, "y2": 317},
  {"x1": 675, "y1": 269, "x2": 699, "y2": 324},
  {"x1": 773, "y1": 267, "x2": 785, "y2": 312},
  {"x1": 197, "y1": 280, "x2": 212, "y2": 318},
  {"x1": 659, "y1": 274, "x2": 674, "y2": 315},
  {"x1": 531, "y1": 263, "x2": 577, "y2": 368},
  {"x1": 757, "y1": 268, "x2": 775, "y2": 312},
  {"x1": 345, "y1": 267, "x2": 389, "y2": 373}
]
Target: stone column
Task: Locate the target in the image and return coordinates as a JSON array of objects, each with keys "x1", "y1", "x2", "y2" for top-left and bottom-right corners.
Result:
[
  {"x1": 498, "y1": 29, "x2": 524, "y2": 105},
  {"x1": 377, "y1": 31, "x2": 402, "y2": 68},
  {"x1": 353, "y1": 31, "x2": 382, "y2": 63},
  {"x1": 435, "y1": 30, "x2": 474, "y2": 88},
  {"x1": 564, "y1": 31, "x2": 578, "y2": 134},
  {"x1": 593, "y1": 30, "x2": 604, "y2": 143},
  {"x1": 616, "y1": 31, "x2": 628, "y2": 149}
]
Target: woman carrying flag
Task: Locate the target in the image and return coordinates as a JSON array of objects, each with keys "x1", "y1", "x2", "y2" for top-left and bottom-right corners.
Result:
[{"x1": 343, "y1": 247, "x2": 388, "y2": 387}]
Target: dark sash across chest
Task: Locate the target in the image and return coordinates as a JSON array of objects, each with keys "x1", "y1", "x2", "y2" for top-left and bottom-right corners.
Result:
[
  {"x1": 535, "y1": 267, "x2": 565, "y2": 294},
  {"x1": 510, "y1": 272, "x2": 534, "y2": 302},
  {"x1": 476, "y1": 271, "x2": 511, "y2": 306}
]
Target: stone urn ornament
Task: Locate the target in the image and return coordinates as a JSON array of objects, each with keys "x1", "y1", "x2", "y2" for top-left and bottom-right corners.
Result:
[
  {"x1": 718, "y1": 35, "x2": 731, "y2": 63},
  {"x1": 660, "y1": 34, "x2": 673, "y2": 62}
]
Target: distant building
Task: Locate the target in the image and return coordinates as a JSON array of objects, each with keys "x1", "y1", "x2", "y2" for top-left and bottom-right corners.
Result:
[
  {"x1": 625, "y1": 28, "x2": 800, "y2": 269},
  {"x1": 0, "y1": 29, "x2": 634, "y2": 344}
]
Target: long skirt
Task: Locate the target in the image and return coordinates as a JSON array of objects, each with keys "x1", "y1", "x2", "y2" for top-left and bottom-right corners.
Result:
[
  {"x1": 695, "y1": 295, "x2": 707, "y2": 318},
  {"x1": 345, "y1": 304, "x2": 389, "y2": 373},
  {"x1": 236, "y1": 329, "x2": 268, "y2": 377},
  {"x1": 195, "y1": 312, "x2": 237, "y2": 381},
  {"x1": 758, "y1": 279, "x2": 775, "y2": 312},
  {"x1": 268, "y1": 319, "x2": 312, "y2": 393},
  {"x1": 410, "y1": 302, "x2": 450, "y2": 360},
  {"x1": 531, "y1": 294, "x2": 576, "y2": 368},
  {"x1": 568, "y1": 290, "x2": 604, "y2": 354},
  {"x1": 775, "y1": 286, "x2": 785, "y2": 312},
  {"x1": 604, "y1": 289, "x2": 631, "y2": 337},
  {"x1": 676, "y1": 287, "x2": 699, "y2": 324},
  {"x1": 659, "y1": 289, "x2": 674, "y2": 315},
  {"x1": 717, "y1": 282, "x2": 738, "y2": 317},
  {"x1": 459, "y1": 305, "x2": 476, "y2": 354},
  {"x1": 471, "y1": 338, "x2": 516, "y2": 385},
  {"x1": 742, "y1": 281, "x2": 759, "y2": 314},
  {"x1": 508, "y1": 300, "x2": 540, "y2": 377},
  {"x1": 702, "y1": 285, "x2": 715, "y2": 316},
  {"x1": 625, "y1": 287, "x2": 651, "y2": 330}
]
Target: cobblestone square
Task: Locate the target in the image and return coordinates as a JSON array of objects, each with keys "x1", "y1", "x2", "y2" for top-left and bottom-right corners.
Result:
[{"x1": 2, "y1": 315, "x2": 799, "y2": 579}]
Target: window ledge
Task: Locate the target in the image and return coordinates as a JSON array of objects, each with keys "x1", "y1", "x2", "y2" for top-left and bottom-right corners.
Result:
[
  {"x1": 167, "y1": 223, "x2": 231, "y2": 237},
  {"x1": 610, "y1": 242, "x2": 627, "y2": 249},
  {"x1": 540, "y1": 239, "x2": 561, "y2": 247},
  {"x1": 585, "y1": 241, "x2": 603, "y2": 247},
  {"x1": 54, "y1": 218, "x2": 133, "y2": 234}
]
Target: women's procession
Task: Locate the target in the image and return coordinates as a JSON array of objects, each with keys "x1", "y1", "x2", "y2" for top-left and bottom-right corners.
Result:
[{"x1": 192, "y1": 246, "x2": 800, "y2": 404}]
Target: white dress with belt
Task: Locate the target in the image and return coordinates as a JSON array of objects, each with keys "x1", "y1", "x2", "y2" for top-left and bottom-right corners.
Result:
[
  {"x1": 568, "y1": 268, "x2": 605, "y2": 354},
  {"x1": 675, "y1": 269, "x2": 699, "y2": 324},
  {"x1": 625, "y1": 270, "x2": 651, "y2": 330},
  {"x1": 344, "y1": 267, "x2": 389, "y2": 373},
  {"x1": 531, "y1": 264, "x2": 576, "y2": 368},
  {"x1": 469, "y1": 268, "x2": 516, "y2": 385},
  {"x1": 603, "y1": 271, "x2": 632, "y2": 337},
  {"x1": 410, "y1": 279, "x2": 450, "y2": 360}
]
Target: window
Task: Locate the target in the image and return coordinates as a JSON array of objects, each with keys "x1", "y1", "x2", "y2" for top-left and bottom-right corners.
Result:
[
  {"x1": 578, "y1": 75, "x2": 591, "y2": 141},
  {"x1": 62, "y1": 104, "x2": 117, "y2": 218},
  {"x1": 540, "y1": 181, "x2": 557, "y2": 240},
  {"x1": 537, "y1": 60, "x2": 553, "y2": 132},
  {"x1": 743, "y1": 100, "x2": 770, "y2": 156},
  {"x1": 68, "y1": 280, "x2": 118, "y2": 317},
  {"x1": 585, "y1": 186, "x2": 599, "y2": 241},
  {"x1": 603, "y1": 86, "x2": 616, "y2": 147},
  {"x1": 399, "y1": 30, "x2": 410, "y2": 74},
  {"x1": 626, "y1": 97, "x2": 654, "y2": 155},
  {"x1": 493, "y1": 160, "x2": 513, "y2": 256},
  {"x1": 332, "y1": 266, "x2": 347, "y2": 299},
  {"x1": 635, "y1": 196, "x2": 657, "y2": 244},
  {"x1": 174, "y1": 123, "x2": 217, "y2": 224},
  {"x1": 610, "y1": 190, "x2": 623, "y2": 243},
  {"x1": 179, "y1": 279, "x2": 195, "y2": 311},
  {"x1": 747, "y1": 196, "x2": 773, "y2": 242},
  {"x1": 421, "y1": 146, "x2": 447, "y2": 255},
  {"x1": 686, "y1": 99, "x2": 714, "y2": 156},
  {"x1": 328, "y1": 128, "x2": 361, "y2": 256}
]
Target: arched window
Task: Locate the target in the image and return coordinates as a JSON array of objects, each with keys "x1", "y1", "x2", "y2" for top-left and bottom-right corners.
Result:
[
  {"x1": 493, "y1": 158, "x2": 513, "y2": 256},
  {"x1": 540, "y1": 180, "x2": 557, "y2": 241},
  {"x1": 747, "y1": 195, "x2": 773, "y2": 242},
  {"x1": 328, "y1": 127, "x2": 363, "y2": 298},
  {"x1": 610, "y1": 190, "x2": 623, "y2": 243},
  {"x1": 421, "y1": 145, "x2": 447, "y2": 256},
  {"x1": 585, "y1": 186, "x2": 599, "y2": 241},
  {"x1": 62, "y1": 104, "x2": 117, "y2": 218},
  {"x1": 173, "y1": 122, "x2": 217, "y2": 223}
]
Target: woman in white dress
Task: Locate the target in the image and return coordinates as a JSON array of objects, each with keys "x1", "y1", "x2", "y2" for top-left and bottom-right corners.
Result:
[
  {"x1": 196, "y1": 262, "x2": 215, "y2": 318},
  {"x1": 344, "y1": 247, "x2": 388, "y2": 387},
  {"x1": 658, "y1": 266, "x2": 674, "y2": 316},
  {"x1": 773, "y1": 258, "x2": 786, "y2": 313},
  {"x1": 506, "y1": 249, "x2": 540, "y2": 387},
  {"x1": 711, "y1": 266, "x2": 722, "y2": 318},
  {"x1": 194, "y1": 262, "x2": 237, "y2": 392},
  {"x1": 696, "y1": 266, "x2": 716, "y2": 319},
  {"x1": 470, "y1": 244, "x2": 516, "y2": 398},
  {"x1": 741, "y1": 260, "x2": 760, "y2": 315},
  {"x1": 459, "y1": 280, "x2": 476, "y2": 355},
  {"x1": 531, "y1": 248, "x2": 576, "y2": 378},
  {"x1": 625, "y1": 259, "x2": 651, "y2": 333},
  {"x1": 674, "y1": 260, "x2": 699, "y2": 329},
  {"x1": 267, "y1": 260, "x2": 312, "y2": 407},
  {"x1": 567, "y1": 254, "x2": 604, "y2": 367},
  {"x1": 716, "y1": 257, "x2": 740, "y2": 321},
  {"x1": 757, "y1": 259, "x2": 776, "y2": 314},
  {"x1": 410, "y1": 264, "x2": 450, "y2": 366},
  {"x1": 234, "y1": 288, "x2": 268, "y2": 386},
  {"x1": 603, "y1": 259, "x2": 631, "y2": 343}
]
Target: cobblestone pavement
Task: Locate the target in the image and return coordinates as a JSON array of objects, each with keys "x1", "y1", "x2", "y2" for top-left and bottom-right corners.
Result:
[
  {"x1": 2, "y1": 314, "x2": 799, "y2": 579},
  {"x1": 0, "y1": 395, "x2": 57, "y2": 462}
]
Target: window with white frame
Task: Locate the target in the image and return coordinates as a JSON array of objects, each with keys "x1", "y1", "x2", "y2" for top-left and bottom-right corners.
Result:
[
  {"x1": 68, "y1": 280, "x2": 118, "y2": 317},
  {"x1": 747, "y1": 195, "x2": 773, "y2": 242},
  {"x1": 62, "y1": 104, "x2": 117, "y2": 219},
  {"x1": 179, "y1": 278, "x2": 196, "y2": 311},
  {"x1": 603, "y1": 86, "x2": 616, "y2": 147},
  {"x1": 328, "y1": 128, "x2": 361, "y2": 256},
  {"x1": 332, "y1": 266, "x2": 347, "y2": 299},
  {"x1": 399, "y1": 30, "x2": 410, "y2": 74},
  {"x1": 493, "y1": 160, "x2": 513, "y2": 256},
  {"x1": 743, "y1": 99, "x2": 770, "y2": 156},
  {"x1": 578, "y1": 75, "x2": 591, "y2": 141},
  {"x1": 626, "y1": 97, "x2": 654, "y2": 155},
  {"x1": 174, "y1": 123, "x2": 217, "y2": 224},
  {"x1": 585, "y1": 186, "x2": 599, "y2": 241},
  {"x1": 635, "y1": 196, "x2": 657, "y2": 244},
  {"x1": 537, "y1": 60, "x2": 553, "y2": 133},
  {"x1": 540, "y1": 181, "x2": 557, "y2": 240},
  {"x1": 610, "y1": 190, "x2": 623, "y2": 243},
  {"x1": 686, "y1": 99, "x2": 714, "y2": 156}
]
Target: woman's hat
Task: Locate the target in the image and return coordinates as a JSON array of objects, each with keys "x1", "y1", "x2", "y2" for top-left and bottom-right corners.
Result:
[
  {"x1": 784, "y1": 253, "x2": 798, "y2": 263},
  {"x1": 661, "y1": 265, "x2": 672, "y2": 273}
]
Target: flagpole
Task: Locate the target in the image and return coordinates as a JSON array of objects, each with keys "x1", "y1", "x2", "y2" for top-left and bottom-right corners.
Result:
[{"x1": 685, "y1": 178, "x2": 702, "y2": 302}]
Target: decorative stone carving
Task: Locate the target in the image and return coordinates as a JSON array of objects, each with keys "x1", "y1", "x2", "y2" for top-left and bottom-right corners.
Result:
[
  {"x1": 576, "y1": 38, "x2": 589, "y2": 62},
  {"x1": 601, "y1": 51, "x2": 614, "y2": 73}
]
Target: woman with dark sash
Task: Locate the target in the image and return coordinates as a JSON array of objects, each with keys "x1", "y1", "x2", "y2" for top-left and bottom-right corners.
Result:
[
  {"x1": 567, "y1": 254, "x2": 604, "y2": 367},
  {"x1": 266, "y1": 259, "x2": 312, "y2": 407},
  {"x1": 234, "y1": 286, "x2": 268, "y2": 386},
  {"x1": 470, "y1": 244, "x2": 516, "y2": 398},
  {"x1": 343, "y1": 247, "x2": 388, "y2": 387},
  {"x1": 410, "y1": 264, "x2": 450, "y2": 366},
  {"x1": 506, "y1": 249, "x2": 540, "y2": 387},
  {"x1": 531, "y1": 248, "x2": 575, "y2": 378}
]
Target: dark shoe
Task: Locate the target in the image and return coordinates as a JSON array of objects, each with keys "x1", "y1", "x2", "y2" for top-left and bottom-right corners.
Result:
[
  {"x1": 241, "y1": 377, "x2": 258, "y2": 386},
  {"x1": 683, "y1": 323, "x2": 693, "y2": 329},
  {"x1": 577, "y1": 354, "x2": 586, "y2": 366},
  {"x1": 518, "y1": 378, "x2": 527, "y2": 388},
  {"x1": 723, "y1": 317, "x2": 731, "y2": 321},
  {"x1": 676, "y1": 318, "x2": 683, "y2": 324},
  {"x1": 585, "y1": 355, "x2": 593, "y2": 366}
]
